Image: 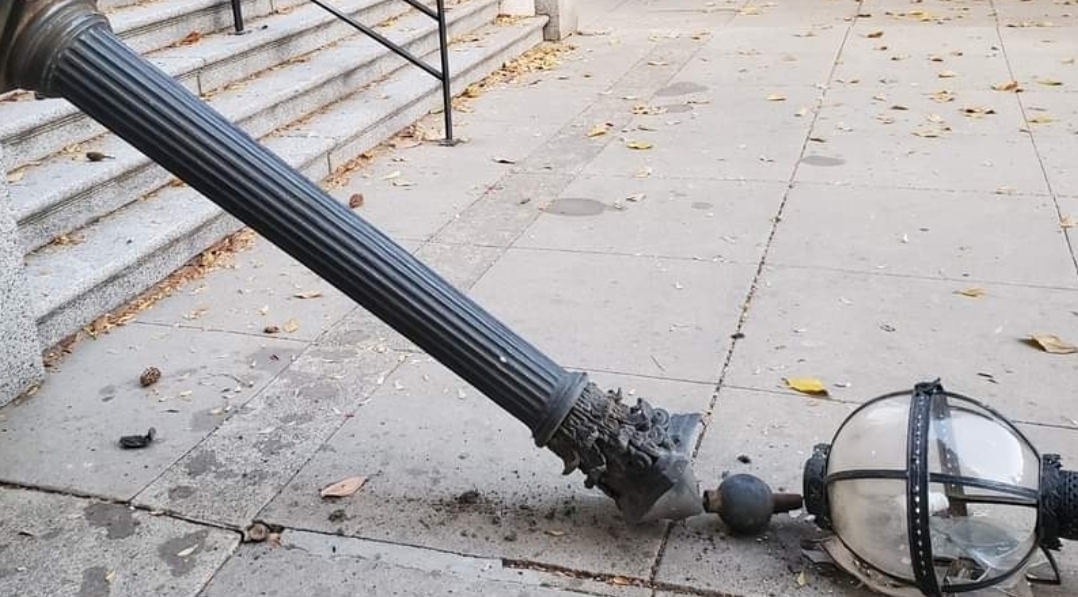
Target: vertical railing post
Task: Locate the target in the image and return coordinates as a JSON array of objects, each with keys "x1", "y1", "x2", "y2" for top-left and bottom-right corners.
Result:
[
  {"x1": 434, "y1": 0, "x2": 456, "y2": 145},
  {"x1": 231, "y1": 0, "x2": 248, "y2": 34}
]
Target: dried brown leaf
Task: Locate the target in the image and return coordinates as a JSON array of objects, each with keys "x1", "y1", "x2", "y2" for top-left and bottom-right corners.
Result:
[
  {"x1": 179, "y1": 31, "x2": 202, "y2": 46},
  {"x1": 625, "y1": 140, "x2": 653, "y2": 150},
  {"x1": 1025, "y1": 335, "x2": 1077, "y2": 355},
  {"x1": 1035, "y1": 78, "x2": 1064, "y2": 87},
  {"x1": 1060, "y1": 214, "x2": 1076, "y2": 229},
  {"x1": 586, "y1": 124, "x2": 609, "y2": 137},
  {"x1": 348, "y1": 193, "x2": 365, "y2": 208},
  {"x1": 766, "y1": 93, "x2": 786, "y2": 102},
  {"x1": 938, "y1": 70, "x2": 957, "y2": 78},
  {"x1": 961, "y1": 106, "x2": 996, "y2": 117},
  {"x1": 320, "y1": 476, "x2": 368, "y2": 498},
  {"x1": 865, "y1": 30, "x2": 884, "y2": 38},
  {"x1": 294, "y1": 291, "x2": 323, "y2": 299},
  {"x1": 954, "y1": 287, "x2": 986, "y2": 298},
  {"x1": 1028, "y1": 114, "x2": 1054, "y2": 124},
  {"x1": 282, "y1": 318, "x2": 299, "y2": 333},
  {"x1": 929, "y1": 89, "x2": 956, "y2": 103},
  {"x1": 992, "y1": 80, "x2": 1022, "y2": 92}
]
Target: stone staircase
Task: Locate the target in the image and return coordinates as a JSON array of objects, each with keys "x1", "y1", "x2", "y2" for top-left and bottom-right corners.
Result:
[{"x1": 0, "y1": 0, "x2": 549, "y2": 359}]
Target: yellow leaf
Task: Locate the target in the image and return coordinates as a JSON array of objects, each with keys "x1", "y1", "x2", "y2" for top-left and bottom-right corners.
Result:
[
  {"x1": 766, "y1": 93, "x2": 786, "y2": 102},
  {"x1": 1035, "y1": 78, "x2": 1063, "y2": 86},
  {"x1": 586, "y1": 124, "x2": 608, "y2": 137},
  {"x1": 796, "y1": 570, "x2": 807, "y2": 587},
  {"x1": 954, "y1": 287, "x2": 985, "y2": 298},
  {"x1": 938, "y1": 70, "x2": 957, "y2": 78},
  {"x1": 1025, "y1": 335, "x2": 1077, "y2": 355},
  {"x1": 4, "y1": 169, "x2": 25, "y2": 184},
  {"x1": 320, "y1": 475, "x2": 368, "y2": 498},
  {"x1": 992, "y1": 80, "x2": 1021, "y2": 92},
  {"x1": 865, "y1": 30, "x2": 884, "y2": 38},
  {"x1": 625, "y1": 140, "x2": 653, "y2": 150},
  {"x1": 381, "y1": 170, "x2": 401, "y2": 180},
  {"x1": 1061, "y1": 214, "x2": 1076, "y2": 229},
  {"x1": 282, "y1": 318, "x2": 299, "y2": 333},
  {"x1": 1028, "y1": 114, "x2": 1054, "y2": 124},
  {"x1": 784, "y1": 377, "x2": 829, "y2": 396}
]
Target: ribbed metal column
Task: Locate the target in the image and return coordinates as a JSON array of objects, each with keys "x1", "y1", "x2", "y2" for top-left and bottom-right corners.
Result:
[
  {"x1": 6, "y1": 1, "x2": 579, "y2": 444},
  {"x1": 1, "y1": 0, "x2": 704, "y2": 523}
]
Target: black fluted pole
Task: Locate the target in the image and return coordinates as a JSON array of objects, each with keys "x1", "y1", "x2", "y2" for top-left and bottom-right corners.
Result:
[{"x1": 0, "y1": 0, "x2": 703, "y2": 523}]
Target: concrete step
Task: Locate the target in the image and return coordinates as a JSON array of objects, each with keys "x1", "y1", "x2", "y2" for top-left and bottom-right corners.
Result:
[
  {"x1": 10, "y1": 0, "x2": 493, "y2": 253},
  {"x1": 26, "y1": 16, "x2": 547, "y2": 348},
  {"x1": 0, "y1": 0, "x2": 414, "y2": 173}
]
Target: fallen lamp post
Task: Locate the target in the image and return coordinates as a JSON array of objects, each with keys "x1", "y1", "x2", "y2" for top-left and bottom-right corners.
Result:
[
  {"x1": 0, "y1": 0, "x2": 704, "y2": 523},
  {"x1": 802, "y1": 380, "x2": 1078, "y2": 597}
]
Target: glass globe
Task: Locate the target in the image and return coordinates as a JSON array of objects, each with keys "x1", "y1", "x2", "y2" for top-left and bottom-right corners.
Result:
[{"x1": 803, "y1": 380, "x2": 1063, "y2": 596}]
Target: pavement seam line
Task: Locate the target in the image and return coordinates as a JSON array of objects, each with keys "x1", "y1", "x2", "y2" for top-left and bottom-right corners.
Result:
[
  {"x1": 987, "y1": 0, "x2": 1078, "y2": 280},
  {"x1": 644, "y1": 0, "x2": 865, "y2": 588}
]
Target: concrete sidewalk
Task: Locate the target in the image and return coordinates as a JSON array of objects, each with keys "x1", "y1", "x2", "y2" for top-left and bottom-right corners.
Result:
[{"x1": 3, "y1": 0, "x2": 1077, "y2": 596}]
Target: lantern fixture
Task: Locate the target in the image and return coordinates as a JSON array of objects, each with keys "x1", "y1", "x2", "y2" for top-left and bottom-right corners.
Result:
[{"x1": 802, "y1": 380, "x2": 1078, "y2": 597}]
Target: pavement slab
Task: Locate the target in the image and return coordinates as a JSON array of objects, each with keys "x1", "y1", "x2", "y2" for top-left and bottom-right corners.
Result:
[
  {"x1": 469, "y1": 248, "x2": 756, "y2": 382},
  {"x1": 134, "y1": 320, "x2": 405, "y2": 527},
  {"x1": 767, "y1": 183, "x2": 1077, "y2": 289},
  {"x1": 201, "y1": 529, "x2": 649, "y2": 597},
  {"x1": 0, "y1": 487, "x2": 237, "y2": 597},
  {"x1": 0, "y1": 325, "x2": 301, "y2": 500},
  {"x1": 515, "y1": 175, "x2": 788, "y2": 263},
  {"x1": 136, "y1": 240, "x2": 359, "y2": 342},
  {"x1": 259, "y1": 360, "x2": 714, "y2": 578},
  {"x1": 724, "y1": 265, "x2": 1078, "y2": 429}
]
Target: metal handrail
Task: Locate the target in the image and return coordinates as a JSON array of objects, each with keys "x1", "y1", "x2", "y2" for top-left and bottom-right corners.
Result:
[{"x1": 230, "y1": 0, "x2": 455, "y2": 144}]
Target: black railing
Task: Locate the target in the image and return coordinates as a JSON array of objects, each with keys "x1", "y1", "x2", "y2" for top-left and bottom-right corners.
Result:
[{"x1": 230, "y1": 0, "x2": 455, "y2": 143}]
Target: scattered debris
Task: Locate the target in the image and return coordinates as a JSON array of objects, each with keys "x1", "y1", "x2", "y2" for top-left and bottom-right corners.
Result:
[
  {"x1": 282, "y1": 318, "x2": 300, "y2": 333},
  {"x1": 586, "y1": 123, "x2": 609, "y2": 137},
  {"x1": 766, "y1": 93, "x2": 786, "y2": 102},
  {"x1": 85, "y1": 151, "x2": 114, "y2": 162},
  {"x1": 865, "y1": 30, "x2": 884, "y2": 39},
  {"x1": 737, "y1": 454, "x2": 752, "y2": 464},
  {"x1": 1061, "y1": 215, "x2": 1076, "y2": 229},
  {"x1": 992, "y1": 80, "x2": 1021, "y2": 92},
  {"x1": 457, "y1": 489, "x2": 481, "y2": 505},
  {"x1": 243, "y1": 521, "x2": 284, "y2": 543},
  {"x1": 293, "y1": 291, "x2": 323, "y2": 299},
  {"x1": 175, "y1": 545, "x2": 198, "y2": 558},
  {"x1": 320, "y1": 475, "x2": 368, "y2": 498},
  {"x1": 118, "y1": 428, "x2": 156, "y2": 449},
  {"x1": 139, "y1": 366, "x2": 162, "y2": 387},
  {"x1": 263, "y1": 325, "x2": 280, "y2": 334},
  {"x1": 625, "y1": 140, "x2": 653, "y2": 150},
  {"x1": 348, "y1": 193, "x2": 365, "y2": 208}
]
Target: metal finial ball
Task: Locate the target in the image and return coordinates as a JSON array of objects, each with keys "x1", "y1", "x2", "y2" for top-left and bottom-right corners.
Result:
[{"x1": 703, "y1": 474, "x2": 803, "y2": 536}]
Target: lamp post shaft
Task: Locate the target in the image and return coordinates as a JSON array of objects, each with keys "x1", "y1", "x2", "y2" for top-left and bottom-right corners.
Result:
[{"x1": 0, "y1": 0, "x2": 703, "y2": 523}]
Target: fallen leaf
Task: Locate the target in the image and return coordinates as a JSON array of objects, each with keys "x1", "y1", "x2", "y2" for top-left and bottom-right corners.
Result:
[
  {"x1": 938, "y1": 70, "x2": 957, "y2": 78},
  {"x1": 1035, "y1": 78, "x2": 1063, "y2": 87},
  {"x1": 954, "y1": 287, "x2": 986, "y2": 298},
  {"x1": 320, "y1": 475, "x2": 368, "y2": 498},
  {"x1": 1025, "y1": 335, "x2": 1077, "y2": 354},
  {"x1": 348, "y1": 193, "x2": 365, "y2": 208},
  {"x1": 646, "y1": 60, "x2": 669, "y2": 66},
  {"x1": 890, "y1": 104, "x2": 909, "y2": 111},
  {"x1": 176, "y1": 545, "x2": 198, "y2": 558},
  {"x1": 1028, "y1": 114, "x2": 1054, "y2": 124},
  {"x1": 263, "y1": 325, "x2": 280, "y2": 334},
  {"x1": 492, "y1": 157, "x2": 516, "y2": 164},
  {"x1": 961, "y1": 106, "x2": 996, "y2": 117},
  {"x1": 794, "y1": 107, "x2": 809, "y2": 117},
  {"x1": 912, "y1": 126, "x2": 943, "y2": 138},
  {"x1": 929, "y1": 89, "x2": 956, "y2": 103},
  {"x1": 784, "y1": 377, "x2": 829, "y2": 396},
  {"x1": 4, "y1": 169, "x2": 25, "y2": 183},
  {"x1": 634, "y1": 166, "x2": 653, "y2": 178},
  {"x1": 610, "y1": 577, "x2": 632, "y2": 586},
  {"x1": 876, "y1": 114, "x2": 895, "y2": 124},
  {"x1": 872, "y1": 93, "x2": 888, "y2": 102},
  {"x1": 391, "y1": 179, "x2": 415, "y2": 187},
  {"x1": 282, "y1": 318, "x2": 299, "y2": 333},
  {"x1": 929, "y1": 55, "x2": 944, "y2": 62},
  {"x1": 294, "y1": 291, "x2": 323, "y2": 299},
  {"x1": 545, "y1": 529, "x2": 566, "y2": 536},
  {"x1": 1064, "y1": 58, "x2": 1076, "y2": 65},
  {"x1": 797, "y1": 570, "x2": 808, "y2": 587},
  {"x1": 381, "y1": 170, "x2": 401, "y2": 180},
  {"x1": 766, "y1": 93, "x2": 786, "y2": 102},
  {"x1": 865, "y1": 30, "x2": 884, "y2": 38},
  {"x1": 586, "y1": 124, "x2": 608, "y2": 137},
  {"x1": 625, "y1": 192, "x2": 646, "y2": 202},
  {"x1": 179, "y1": 31, "x2": 202, "y2": 45},
  {"x1": 995, "y1": 186, "x2": 1016, "y2": 195},
  {"x1": 1061, "y1": 215, "x2": 1076, "y2": 229},
  {"x1": 625, "y1": 140, "x2": 653, "y2": 150},
  {"x1": 808, "y1": 136, "x2": 826, "y2": 143},
  {"x1": 992, "y1": 80, "x2": 1022, "y2": 92}
]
